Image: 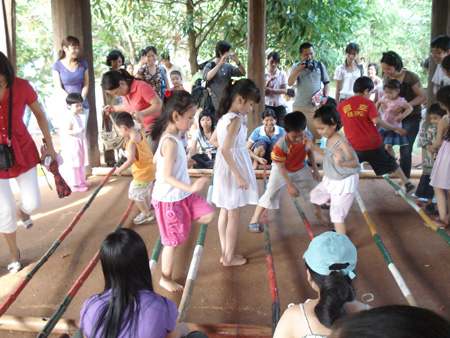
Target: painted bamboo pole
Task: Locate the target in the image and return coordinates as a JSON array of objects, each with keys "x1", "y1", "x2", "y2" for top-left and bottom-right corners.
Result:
[
  {"x1": 286, "y1": 185, "x2": 315, "y2": 240},
  {"x1": 355, "y1": 192, "x2": 418, "y2": 306},
  {"x1": 177, "y1": 176, "x2": 214, "y2": 323},
  {"x1": 36, "y1": 201, "x2": 135, "y2": 338},
  {"x1": 383, "y1": 175, "x2": 450, "y2": 246},
  {"x1": 149, "y1": 236, "x2": 162, "y2": 274},
  {"x1": 0, "y1": 161, "x2": 122, "y2": 318},
  {"x1": 262, "y1": 163, "x2": 280, "y2": 334}
]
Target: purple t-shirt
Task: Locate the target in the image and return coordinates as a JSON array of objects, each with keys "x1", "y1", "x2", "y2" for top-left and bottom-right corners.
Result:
[
  {"x1": 80, "y1": 290, "x2": 178, "y2": 338},
  {"x1": 52, "y1": 59, "x2": 89, "y2": 109}
]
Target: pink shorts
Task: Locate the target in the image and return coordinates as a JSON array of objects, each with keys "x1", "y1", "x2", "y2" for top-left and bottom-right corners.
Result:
[
  {"x1": 151, "y1": 193, "x2": 214, "y2": 247},
  {"x1": 310, "y1": 182, "x2": 355, "y2": 223}
]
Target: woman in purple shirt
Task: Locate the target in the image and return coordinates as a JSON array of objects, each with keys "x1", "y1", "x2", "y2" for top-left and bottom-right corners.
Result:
[{"x1": 52, "y1": 36, "x2": 89, "y2": 131}]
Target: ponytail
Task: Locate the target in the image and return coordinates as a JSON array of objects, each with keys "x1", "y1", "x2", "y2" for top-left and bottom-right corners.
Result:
[
  {"x1": 307, "y1": 264, "x2": 356, "y2": 328},
  {"x1": 150, "y1": 90, "x2": 196, "y2": 140},
  {"x1": 216, "y1": 79, "x2": 261, "y2": 121}
]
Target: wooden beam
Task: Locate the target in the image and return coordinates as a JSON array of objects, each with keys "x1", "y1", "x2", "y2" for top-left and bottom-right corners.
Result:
[
  {"x1": 0, "y1": 0, "x2": 16, "y2": 71},
  {"x1": 51, "y1": 0, "x2": 100, "y2": 168},
  {"x1": 246, "y1": 0, "x2": 266, "y2": 136}
]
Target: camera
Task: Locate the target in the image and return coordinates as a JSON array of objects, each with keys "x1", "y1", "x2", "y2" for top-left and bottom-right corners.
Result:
[{"x1": 303, "y1": 58, "x2": 315, "y2": 70}]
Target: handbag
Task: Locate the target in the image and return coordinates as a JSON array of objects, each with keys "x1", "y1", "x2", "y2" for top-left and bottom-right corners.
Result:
[
  {"x1": 0, "y1": 86, "x2": 15, "y2": 171},
  {"x1": 100, "y1": 113, "x2": 126, "y2": 151}
]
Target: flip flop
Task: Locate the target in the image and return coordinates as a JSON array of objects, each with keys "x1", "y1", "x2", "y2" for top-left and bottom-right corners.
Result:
[
  {"x1": 249, "y1": 222, "x2": 263, "y2": 233},
  {"x1": 7, "y1": 250, "x2": 21, "y2": 274}
]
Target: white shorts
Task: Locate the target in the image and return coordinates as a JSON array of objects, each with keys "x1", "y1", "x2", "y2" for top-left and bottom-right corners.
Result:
[{"x1": 128, "y1": 180, "x2": 154, "y2": 202}]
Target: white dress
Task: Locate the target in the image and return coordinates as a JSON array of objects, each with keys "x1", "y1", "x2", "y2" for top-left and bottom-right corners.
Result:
[{"x1": 212, "y1": 112, "x2": 259, "y2": 210}]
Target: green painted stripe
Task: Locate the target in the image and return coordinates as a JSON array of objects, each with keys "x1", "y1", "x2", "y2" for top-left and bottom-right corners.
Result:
[{"x1": 373, "y1": 233, "x2": 393, "y2": 265}]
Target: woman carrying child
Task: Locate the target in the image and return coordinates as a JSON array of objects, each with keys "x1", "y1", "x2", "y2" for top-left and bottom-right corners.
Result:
[
  {"x1": 210, "y1": 79, "x2": 261, "y2": 266},
  {"x1": 188, "y1": 110, "x2": 217, "y2": 169},
  {"x1": 273, "y1": 231, "x2": 368, "y2": 338},
  {"x1": 150, "y1": 90, "x2": 215, "y2": 292},
  {"x1": 304, "y1": 105, "x2": 360, "y2": 235},
  {"x1": 246, "y1": 108, "x2": 285, "y2": 170},
  {"x1": 375, "y1": 79, "x2": 413, "y2": 159},
  {"x1": 430, "y1": 86, "x2": 450, "y2": 229}
]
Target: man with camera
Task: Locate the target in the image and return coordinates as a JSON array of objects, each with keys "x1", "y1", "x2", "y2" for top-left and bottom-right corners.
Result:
[
  {"x1": 288, "y1": 43, "x2": 330, "y2": 143},
  {"x1": 204, "y1": 41, "x2": 246, "y2": 110}
]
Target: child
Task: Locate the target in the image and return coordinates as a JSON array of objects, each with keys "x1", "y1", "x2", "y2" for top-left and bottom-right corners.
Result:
[
  {"x1": 304, "y1": 105, "x2": 360, "y2": 234},
  {"x1": 285, "y1": 88, "x2": 295, "y2": 114},
  {"x1": 61, "y1": 93, "x2": 90, "y2": 192},
  {"x1": 376, "y1": 79, "x2": 413, "y2": 158},
  {"x1": 430, "y1": 86, "x2": 450, "y2": 229},
  {"x1": 415, "y1": 103, "x2": 446, "y2": 212},
  {"x1": 210, "y1": 79, "x2": 261, "y2": 266},
  {"x1": 249, "y1": 111, "x2": 324, "y2": 233},
  {"x1": 114, "y1": 112, "x2": 156, "y2": 224},
  {"x1": 430, "y1": 35, "x2": 450, "y2": 94},
  {"x1": 442, "y1": 54, "x2": 450, "y2": 82},
  {"x1": 337, "y1": 77, "x2": 415, "y2": 193},
  {"x1": 188, "y1": 110, "x2": 217, "y2": 169},
  {"x1": 150, "y1": 90, "x2": 215, "y2": 291},
  {"x1": 170, "y1": 70, "x2": 185, "y2": 91}
]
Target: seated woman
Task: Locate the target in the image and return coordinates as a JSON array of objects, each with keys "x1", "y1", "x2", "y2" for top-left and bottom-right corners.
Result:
[
  {"x1": 77, "y1": 228, "x2": 204, "y2": 338},
  {"x1": 188, "y1": 110, "x2": 216, "y2": 169},
  {"x1": 246, "y1": 108, "x2": 285, "y2": 170},
  {"x1": 273, "y1": 232, "x2": 368, "y2": 338}
]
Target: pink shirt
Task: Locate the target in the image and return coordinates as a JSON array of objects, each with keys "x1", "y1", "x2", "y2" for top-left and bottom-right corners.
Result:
[
  {"x1": 121, "y1": 80, "x2": 158, "y2": 131},
  {"x1": 265, "y1": 68, "x2": 287, "y2": 107}
]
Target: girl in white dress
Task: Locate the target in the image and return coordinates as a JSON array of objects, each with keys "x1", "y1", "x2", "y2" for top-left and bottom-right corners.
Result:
[{"x1": 211, "y1": 79, "x2": 261, "y2": 267}]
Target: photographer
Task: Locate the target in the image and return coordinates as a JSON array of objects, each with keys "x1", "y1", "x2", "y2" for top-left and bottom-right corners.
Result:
[{"x1": 288, "y1": 43, "x2": 330, "y2": 143}]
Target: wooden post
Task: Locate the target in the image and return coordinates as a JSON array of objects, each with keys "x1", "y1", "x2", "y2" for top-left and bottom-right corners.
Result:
[
  {"x1": 51, "y1": 0, "x2": 100, "y2": 168},
  {"x1": 247, "y1": 0, "x2": 266, "y2": 135},
  {"x1": 0, "y1": 0, "x2": 16, "y2": 71}
]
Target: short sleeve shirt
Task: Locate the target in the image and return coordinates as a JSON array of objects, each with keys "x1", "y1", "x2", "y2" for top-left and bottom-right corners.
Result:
[
  {"x1": 265, "y1": 68, "x2": 288, "y2": 106},
  {"x1": 0, "y1": 77, "x2": 40, "y2": 179},
  {"x1": 193, "y1": 129, "x2": 217, "y2": 154},
  {"x1": 249, "y1": 125, "x2": 285, "y2": 145},
  {"x1": 52, "y1": 59, "x2": 89, "y2": 109},
  {"x1": 121, "y1": 80, "x2": 158, "y2": 131},
  {"x1": 271, "y1": 134, "x2": 309, "y2": 172},
  {"x1": 432, "y1": 64, "x2": 450, "y2": 87},
  {"x1": 80, "y1": 290, "x2": 178, "y2": 338},
  {"x1": 203, "y1": 62, "x2": 244, "y2": 110},
  {"x1": 337, "y1": 96, "x2": 383, "y2": 151}
]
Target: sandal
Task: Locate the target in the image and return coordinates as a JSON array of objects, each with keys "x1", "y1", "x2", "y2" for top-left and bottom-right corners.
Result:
[
  {"x1": 249, "y1": 222, "x2": 263, "y2": 233},
  {"x1": 7, "y1": 250, "x2": 21, "y2": 274},
  {"x1": 133, "y1": 213, "x2": 155, "y2": 225},
  {"x1": 22, "y1": 218, "x2": 33, "y2": 230}
]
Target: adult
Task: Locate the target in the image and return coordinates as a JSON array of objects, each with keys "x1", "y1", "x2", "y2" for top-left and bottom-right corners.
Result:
[
  {"x1": 133, "y1": 49, "x2": 146, "y2": 76},
  {"x1": 265, "y1": 51, "x2": 288, "y2": 126},
  {"x1": 78, "y1": 228, "x2": 206, "y2": 338},
  {"x1": 380, "y1": 51, "x2": 426, "y2": 178},
  {"x1": 102, "y1": 70, "x2": 162, "y2": 153},
  {"x1": 367, "y1": 62, "x2": 383, "y2": 101},
  {"x1": 330, "y1": 305, "x2": 450, "y2": 338},
  {"x1": 273, "y1": 232, "x2": 367, "y2": 338},
  {"x1": 246, "y1": 108, "x2": 285, "y2": 169},
  {"x1": 288, "y1": 42, "x2": 330, "y2": 143},
  {"x1": 203, "y1": 41, "x2": 246, "y2": 111},
  {"x1": 188, "y1": 110, "x2": 217, "y2": 169},
  {"x1": 135, "y1": 46, "x2": 170, "y2": 99},
  {"x1": 334, "y1": 43, "x2": 364, "y2": 103},
  {"x1": 0, "y1": 52, "x2": 56, "y2": 273},
  {"x1": 52, "y1": 36, "x2": 89, "y2": 133},
  {"x1": 161, "y1": 53, "x2": 184, "y2": 88},
  {"x1": 102, "y1": 50, "x2": 126, "y2": 166}
]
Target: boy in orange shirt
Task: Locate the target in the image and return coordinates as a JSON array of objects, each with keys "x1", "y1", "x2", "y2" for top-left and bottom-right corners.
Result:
[{"x1": 248, "y1": 111, "x2": 326, "y2": 232}]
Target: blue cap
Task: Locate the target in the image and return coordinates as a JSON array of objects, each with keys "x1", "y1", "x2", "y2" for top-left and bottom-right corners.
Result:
[{"x1": 303, "y1": 232, "x2": 357, "y2": 279}]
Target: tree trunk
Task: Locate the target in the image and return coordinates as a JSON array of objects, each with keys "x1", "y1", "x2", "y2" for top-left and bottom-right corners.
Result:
[
  {"x1": 121, "y1": 19, "x2": 137, "y2": 64},
  {"x1": 187, "y1": 0, "x2": 198, "y2": 76}
]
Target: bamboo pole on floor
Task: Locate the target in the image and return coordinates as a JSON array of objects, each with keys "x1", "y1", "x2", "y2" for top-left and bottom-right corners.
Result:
[
  {"x1": 177, "y1": 176, "x2": 214, "y2": 323},
  {"x1": 355, "y1": 192, "x2": 418, "y2": 306},
  {"x1": 36, "y1": 201, "x2": 135, "y2": 338},
  {"x1": 149, "y1": 236, "x2": 162, "y2": 274},
  {"x1": 383, "y1": 175, "x2": 450, "y2": 247},
  {"x1": 0, "y1": 161, "x2": 122, "y2": 318},
  {"x1": 286, "y1": 185, "x2": 315, "y2": 240}
]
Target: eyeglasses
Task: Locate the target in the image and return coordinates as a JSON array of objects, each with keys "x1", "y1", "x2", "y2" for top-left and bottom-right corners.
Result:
[{"x1": 430, "y1": 51, "x2": 444, "y2": 56}]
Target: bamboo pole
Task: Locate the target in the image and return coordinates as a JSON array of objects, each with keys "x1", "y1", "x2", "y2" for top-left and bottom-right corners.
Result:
[
  {"x1": 286, "y1": 185, "x2": 315, "y2": 240},
  {"x1": 355, "y1": 192, "x2": 418, "y2": 306},
  {"x1": 149, "y1": 236, "x2": 162, "y2": 274}
]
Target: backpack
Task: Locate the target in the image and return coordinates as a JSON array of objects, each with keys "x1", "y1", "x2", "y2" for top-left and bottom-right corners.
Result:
[{"x1": 191, "y1": 62, "x2": 216, "y2": 114}]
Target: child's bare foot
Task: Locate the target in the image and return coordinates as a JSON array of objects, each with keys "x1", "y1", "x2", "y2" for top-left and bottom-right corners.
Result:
[
  {"x1": 220, "y1": 254, "x2": 244, "y2": 263},
  {"x1": 315, "y1": 212, "x2": 331, "y2": 227},
  {"x1": 222, "y1": 255, "x2": 247, "y2": 267},
  {"x1": 160, "y1": 277, "x2": 184, "y2": 292}
]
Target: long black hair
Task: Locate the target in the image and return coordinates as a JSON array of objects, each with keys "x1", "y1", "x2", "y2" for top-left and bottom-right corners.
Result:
[
  {"x1": 216, "y1": 79, "x2": 261, "y2": 120},
  {"x1": 101, "y1": 69, "x2": 135, "y2": 90},
  {"x1": 307, "y1": 263, "x2": 356, "y2": 328},
  {"x1": 0, "y1": 52, "x2": 15, "y2": 88},
  {"x1": 314, "y1": 104, "x2": 342, "y2": 131},
  {"x1": 86, "y1": 229, "x2": 154, "y2": 338},
  {"x1": 150, "y1": 90, "x2": 196, "y2": 140},
  {"x1": 198, "y1": 109, "x2": 215, "y2": 138},
  {"x1": 380, "y1": 51, "x2": 403, "y2": 71},
  {"x1": 345, "y1": 43, "x2": 359, "y2": 68},
  {"x1": 436, "y1": 85, "x2": 450, "y2": 142}
]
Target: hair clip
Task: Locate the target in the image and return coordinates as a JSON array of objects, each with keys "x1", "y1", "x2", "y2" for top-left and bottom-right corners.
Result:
[
  {"x1": 331, "y1": 117, "x2": 335, "y2": 123},
  {"x1": 164, "y1": 89, "x2": 175, "y2": 98}
]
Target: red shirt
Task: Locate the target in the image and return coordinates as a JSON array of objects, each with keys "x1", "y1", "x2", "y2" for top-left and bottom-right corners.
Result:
[
  {"x1": 0, "y1": 77, "x2": 40, "y2": 179},
  {"x1": 337, "y1": 96, "x2": 383, "y2": 151},
  {"x1": 271, "y1": 134, "x2": 309, "y2": 172},
  {"x1": 121, "y1": 80, "x2": 158, "y2": 131}
]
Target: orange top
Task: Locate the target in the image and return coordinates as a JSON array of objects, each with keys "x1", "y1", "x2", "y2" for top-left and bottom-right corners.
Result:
[{"x1": 128, "y1": 130, "x2": 156, "y2": 182}]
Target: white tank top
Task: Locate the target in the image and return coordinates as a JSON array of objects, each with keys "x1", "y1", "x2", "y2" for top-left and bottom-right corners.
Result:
[{"x1": 152, "y1": 134, "x2": 191, "y2": 202}]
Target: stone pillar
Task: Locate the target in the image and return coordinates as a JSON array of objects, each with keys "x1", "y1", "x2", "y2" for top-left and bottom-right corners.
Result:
[
  {"x1": 51, "y1": 0, "x2": 100, "y2": 167},
  {"x1": 0, "y1": 0, "x2": 16, "y2": 71},
  {"x1": 247, "y1": 0, "x2": 266, "y2": 135}
]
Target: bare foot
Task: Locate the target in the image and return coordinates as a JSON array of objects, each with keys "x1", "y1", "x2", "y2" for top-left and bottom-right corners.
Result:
[
  {"x1": 160, "y1": 278, "x2": 184, "y2": 292},
  {"x1": 220, "y1": 254, "x2": 244, "y2": 263},
  {"x1": 222, "y1": 255, "x2": 247, "y2": 267},
  {"x1": 315, "y1": 212, "x2": 331, "y2": 227},
  {"x1": 253, "y1": 161, "x2": 259, "y2": 170}
]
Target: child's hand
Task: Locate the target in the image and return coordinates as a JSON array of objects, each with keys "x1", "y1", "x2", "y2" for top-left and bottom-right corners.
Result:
[
  {"x1": 303, "y1": 136, "x2": 313, "y2": 150},
  {"x1": 313, "y1": 170, "x2": 322, "y2": 182},
  {"x1": 333, "y1": 150, "x2": 343, "y2": 165},
  {"x1": 395, "y1": 127, "x2": 407, "y2": 136},
  {"x1": 78, "y1": 127, "x2": 84, "y2": 134},
  {"x1": 395, "y1": 116, "x2": 403, "y2": 123},
  {"x1": 287, "y1": 183, "x2": 299, "y2": 197},
  {"x1": 190, "y1": 177, "x2": 209, "y2": 193},
  {"x1": 116, "y1": 167, "x2": 123, "y2": 176},
  {"x1": 237, "y1": 175, "x2": 248, "y2": 190}
]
